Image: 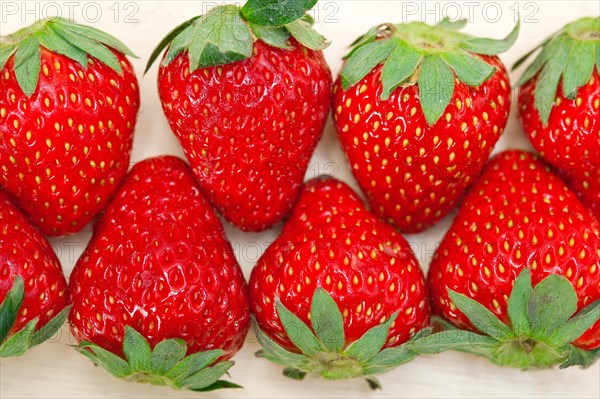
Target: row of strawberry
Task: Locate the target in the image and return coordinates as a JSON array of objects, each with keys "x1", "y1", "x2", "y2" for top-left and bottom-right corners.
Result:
[{"x1": 1, "y1": 0, "x2": 599, "y2": 392}]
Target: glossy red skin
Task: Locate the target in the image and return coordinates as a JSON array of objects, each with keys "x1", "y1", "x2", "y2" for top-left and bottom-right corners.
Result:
[
  {"x1": 333, "y1": 55, "x2": 511, "y2": 233},
  {"x1": 519, "y1": 70, "x2": 600, "y2": 220},
  {"x1": 158, "y1": 40, "x2": 332, "y2": 232},
  {"x1": 428, "y1": 150, "x2": 600, "y2": 350},
  {"x1": 0, "y1": 48, "x2": 140, "y2": 236},
  {"x1": 250, "y1": 177, "x2": 430, "y2": 352},
  {"x1": 0, "y1": 191, "x2": 68, "y2": 335},
  {"x1": 68, "y1": 156, "x2": 250, "y2": 359}
]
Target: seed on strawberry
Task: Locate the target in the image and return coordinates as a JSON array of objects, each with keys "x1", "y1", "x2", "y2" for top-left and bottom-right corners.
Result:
[
  {"x1": 333, "y1": 18, "x2": 518, "y2": 233},
  {"x1": 0, "y1": 191, "x2": 70, "y2": 357},
  {"x1": 68, "y1": 156, "x2": 250, "y2": 391},
  {"x1": 146, "y1": 1, "x2": 331, "y2": 232},
  {"x1": 516, "y1": 16, "x2": 600, "y2": 220},
  {"x1": 250, "y1": 176, "x2": 430, "y2": 388},
  {"x1": 412, "y1": 150, "x2": 600, "y2": 369},
  {"x1": 0, "y1": 17, "x2": 140, "y2": 236}
]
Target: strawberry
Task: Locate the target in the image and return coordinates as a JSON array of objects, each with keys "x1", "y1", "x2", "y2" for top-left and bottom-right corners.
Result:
[
  {"x1": 333, "y1": 18, "x2": 518, "y2": 233},
  {"x1": 415, "y1": 150, "x2": 600, "y2": 369},
  {"x1": 249, "y1": 176, "x2": 430, "y2": 388},
  {"x1": 516, "y1": 17, "x2": 600, "y2": 220},
  {"x1": 146, "y1": 1, "x2": 331, "y2": 232},
  {"x1": 0, "y1": 190, "x2": 69, "y2": 357},
  {"x1": 0, "y1": 17, "x2": 140, "y2": 236},
  {"x1": 68, "y1": 156, "x2": 250, "y2": 391}
]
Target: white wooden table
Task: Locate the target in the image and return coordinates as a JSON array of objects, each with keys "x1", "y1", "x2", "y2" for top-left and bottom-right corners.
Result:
[{"x1": 2, "y1": 1, "x2": 599, "y2": 397}]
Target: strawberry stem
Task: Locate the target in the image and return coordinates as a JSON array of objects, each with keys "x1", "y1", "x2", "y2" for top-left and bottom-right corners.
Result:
[
  {"x1": 409, "y1": 269, "x2": 600, "y2": 369},
  {"x1": 254, "y1": 289, "x2": 425, "y2": 389}
]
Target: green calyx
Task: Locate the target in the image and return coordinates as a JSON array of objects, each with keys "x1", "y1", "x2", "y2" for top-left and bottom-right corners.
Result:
[
  {"x1": 254, "y1": 288, "x2": 428, "y2": 390},
  {"x1": 0, "y1": 17, "x2": 136, "y2": 96},
  {"x1": 0, "y1": 276, "x2": 71, "y2": 357},
  {"x1": 77, "y1": 326, "x2": 240, "y2": 392},
  {"x1": 145, "y1": 0, "x2": 328, "y2": 74},
  {"x1": 340, "y1": 17, "x2": 519, "y2": 125},
  {"x1": 514, "y1": 16, "x2": 600, "y2": 125},
  {"x1": 410, "y1": 269, "x2": 600, "y2": 369}
]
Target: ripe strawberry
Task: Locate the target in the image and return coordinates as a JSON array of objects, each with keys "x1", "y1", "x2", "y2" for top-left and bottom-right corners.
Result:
[
  {"x1": 0, "y1": 17, "x2": 140, "y2": 236},
  {"x1": 69, "y1": 156, "x2": 250, "y2": 391},
  {"x1": 418, "y1": 150, "x2": 600, "y2": 369},
  {"x1": 249, "y1": 176, "x2": 430, "y2": 388},
  {"x1": 146, "y1": 2, "x2": 331, "y2": 232},
  {"x1": 516, "y1": 17, "x2": 600, "y2": 220},
  {"x1": 333, "y1": 19, "x2": 518, "y2": 233},
  {"x1": 0, "y1": 190, "x2": 69, "y2": 357}
]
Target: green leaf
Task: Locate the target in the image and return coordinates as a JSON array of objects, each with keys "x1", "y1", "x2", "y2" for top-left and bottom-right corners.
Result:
[
  {"x1": 341, "y1": 39, "x2": 396, "y2": 89},
  {"x1": 250, "y1": 24, "x2": 292, "y2": 49},
  {"x1": 550, "y1": 299, "x2": 600, "y2": 345},
  {"x1": 123, "y1": 326, "x2": 152, "y2": 372},
  {"x1": 596, "y1": 43, "x2": 600, "y2": 73},
  {"x1": 188, "y1": 5, "x2": 253, "y2": 70},
  {"x1": 408, "y1": 329, "x2": 497, "y2": 355},
  {"x1": 30, "y1": 305, "x2": 71, "y2": 347},
  {"x1": 507, "y1": 268, "x2": 533, "y2": 338},
  {"x1": 363, "y1": 345, "x2": 417, "y2": 375},
  {"x1": 241, "y1": 0, "x2": 317, "y2": 27},
  {"x1": 78, "y1": 343, "x2": 131, "y2": 377},
  {"x1": 528, "y1": 274, "x2": 578, "y2": 339},
  {"x1": 50, "y1": 24, "x2": 122, "y2": 73},
  {"x1": 300, "y1": 13, "x2": 315, "y2": 26},
  {"x1": 345, "y1": 313, "x2": 397, "y2": 362},
  {"x1": 437, "y1": 17, "x2": 467, "y2": 31},
  {"x1": 461, "y1": 21, "x2": 520, "y2": 55},
  {"x1": 179, "y1": 361, "x2": 233, "y2": 391},
  {"x1": 513, "y1": 40, "x2": 544, "y2": 71},
  {"x1": 166, "y1": 349, "x2": 223, "y2": 382},
  {"x1": 13, "y1": 35, "x2": 40, "y2": 96},
  {"x1": 310, "y1": 288, "x2": 345, "y2": 352},
  {"x1": 518, "y1": 41, "x2": 551, "y2": 85},
  {"x1": 53, "y1": 18, "x2": 135, "y2": 57},
  {"x1": 149, "y1": 339, "x2": 187, "y2": 375},
  {"x1": 197, "y1": 43, "x2": 250, "y2": 68},
  {"x1": 448, "y1": 290, "x2": 514, "y2": 341},
  {"x1": 284, "y1": 19, "x2": 329, "y2": 51},
  {"x1": 0, "y1": 44, "x2": 17, "y2": 71},
  {"x1": 163, "y1": 21, "x2": 198, "y2": 66},
  {"x1": 418, "y1": 55, "x2": 455, "y2": 126},
  {"x1": 0, "y1": 276, "x2": 25, "y2": 344},
  {"x1": 442, "y1": 50, "x2": 495, "y2": 86},
  {"x1": 283, "y1": 367, "x2": 306, "y2": 380},
  {"x1": 37, "y1": 28, "x2": 88, "y2": 68},
  {"x1": 275, "y1": 300, "x2": 322, "y2": 356},
  {"x1": 365, "y1": 376, "x2": 382, "y2": 390},
  {"x1": 0, "y1": 319, "x2": 36, "y2": 357},
  {"x1": 560, "y1": 346, "x2": 600, "y2": 369},
  {"x1": 346, "y1": 26, "x2": 379, "y2": 55},
  {"x1": 380, "y1": 40, "x2": 422, "y2": 99},
  {"x1": 145, "y1": 16, "x2": 200, "y2": 73},
  {"x1": 190, "y1": 380, "x2": 242, "y2": 392},
  {"x1": 253, "y1": 321, "x2": 309, "y2": 369},
  {"x1": 534, "y1": 35, "x2": 571, "y2": 124},
  {"x1": 562, "y1": 40, "x2": 596, "y2": 98}
]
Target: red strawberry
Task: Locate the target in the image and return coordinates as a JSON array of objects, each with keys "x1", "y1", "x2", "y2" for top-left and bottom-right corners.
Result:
[
  {"x1": 516, "y1": 17, "x2": 600, "y2": 220},
  {"x1": 250, "y1": 176, "x2": 430, "y2": 387},
  {"x1": 0, "y1": 190, "x2": 69, "y2": 357},
  {"x1": 333, "y1": 19, "x2": 518, "y2": 233},
  {"x1": 146, "y1": 3, "x2": 331, "y2": 232},
  {"x1": 419, "y1": 150, "x2": 600, "y2": 369},
  {"x1": 0, "y1": 17, "x2": 140, "y2": 236},
  {"x1": 68, "y1": 156, "x2": 250, "y2": 391}
]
